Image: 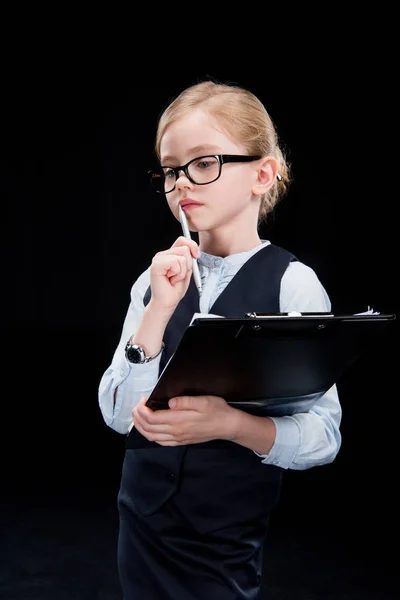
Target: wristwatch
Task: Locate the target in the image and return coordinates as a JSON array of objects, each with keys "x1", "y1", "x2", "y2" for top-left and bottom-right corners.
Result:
[{"x1": 124, "y1": 338, "x2": 165, "y2": 364}]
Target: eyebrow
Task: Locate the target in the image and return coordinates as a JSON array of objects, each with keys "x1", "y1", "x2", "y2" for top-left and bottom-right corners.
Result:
[{"x1": 161, "y1": 144, "x2": 223, "y2": 164}]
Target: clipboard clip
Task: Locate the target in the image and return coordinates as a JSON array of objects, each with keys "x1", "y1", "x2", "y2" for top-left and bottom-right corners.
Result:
[
  {"x1": 245, "y1": 311, "x2": 304, "y2": 318},
  {"x1": 244, "y1": 312, "x2": 334, "y2": 318}
]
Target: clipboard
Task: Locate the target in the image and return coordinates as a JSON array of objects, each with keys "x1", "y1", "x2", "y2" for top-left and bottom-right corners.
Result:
[{"x1": 141, "y1": 313, "x2": 395, "y2": 418}]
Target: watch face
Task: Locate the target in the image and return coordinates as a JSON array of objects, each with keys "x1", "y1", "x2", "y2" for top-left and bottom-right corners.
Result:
[{"x1": 126, "y1": 345, "x2": 145, "y2": 364}]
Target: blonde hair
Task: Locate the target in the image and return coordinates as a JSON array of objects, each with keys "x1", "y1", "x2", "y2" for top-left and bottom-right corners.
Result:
[{"x1": 155, "y1": 80, "x2": 292, "y2": 224}]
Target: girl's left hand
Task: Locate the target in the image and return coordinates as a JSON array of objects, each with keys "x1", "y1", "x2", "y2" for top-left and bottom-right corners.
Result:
[{"x1": 132, "y1": 395, "x2": 238, "y2": 446}]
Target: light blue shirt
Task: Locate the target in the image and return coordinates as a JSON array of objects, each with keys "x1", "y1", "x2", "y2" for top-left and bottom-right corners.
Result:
[{"x1": 98, "y1": 241, "x2": 342, "y2": 470}]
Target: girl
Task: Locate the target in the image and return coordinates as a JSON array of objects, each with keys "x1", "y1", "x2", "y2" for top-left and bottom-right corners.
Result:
[{"x1": 98, "y1": 79, "x2": 342, "y2": 600}]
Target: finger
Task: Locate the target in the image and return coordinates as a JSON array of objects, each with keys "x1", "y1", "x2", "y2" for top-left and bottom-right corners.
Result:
[
  {"x1": 134, "y1": 403, "x2": 170, "y2": 428},
  {"x1": 143, "y1": 407, "x2": 181, "y2": 426},
  {"x1": 152, "y1": 246, "x2": 193, "y2": 265},
  {"x1": 132, "y1": 398, "x2": 148, "y2": 420},
  {"x1": 134, "y1": 412, "x2": 177, "y2": 442},
  {"x1": 157, "y1": 244, "x2": 192, "y2": 258},
  {"x1": 152, "y1": 254, "x2": 184, "y2": 278},
  {"x1": 133, "y1": 404, "x2": 155, "y2": 424},
  {"x1": 138, "y1": 419, "x2": 174, "y2": 435},
  {"x1": 157, "y1": 440, "x2": 181, "y2": 446},
  {"x1": 154, "y1": 249, "x2": 193, "y2": 279},
  {"x1": 168, "y1": 255, "x2": 187, "y2": 284},
  {"x1": 133, "y1": 410, "x2": 154, "y2": 435},
  {"x1": 171, "y1": 236, "x2": 200, "y2": 258},
  {"x1": 135, "y1": 400, "x2": 156, "y2": 420},
  {"x1": 170, "y1": 269, "x2": 192, "y2": 287},
  {"x1": 161, "y1": 245, "x2": 194, "y2": 268}
]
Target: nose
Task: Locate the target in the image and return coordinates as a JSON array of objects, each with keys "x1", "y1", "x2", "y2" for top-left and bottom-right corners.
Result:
[{"x1": 176, "y1": 169, "x2": 194, "y2": 191}]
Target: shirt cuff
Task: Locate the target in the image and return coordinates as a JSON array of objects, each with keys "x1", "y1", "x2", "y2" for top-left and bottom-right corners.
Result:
[
  {"x1": 124, "y1": 354, "x2": 162, "y2": 379},
  {"x1": 254, "y1": 416, "x2": 301, "y2": 470},
  {"x1": 112, "y1": 355, "x2": 162, "y2": 416}
]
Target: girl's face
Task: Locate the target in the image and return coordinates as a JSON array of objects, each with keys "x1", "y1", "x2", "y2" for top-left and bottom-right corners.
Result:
[{"x1": 159, "y1": 108, "x2": 262, "y2": 234}]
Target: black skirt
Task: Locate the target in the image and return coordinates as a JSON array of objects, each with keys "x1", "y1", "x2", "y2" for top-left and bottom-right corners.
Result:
[{"x1": 117, "y1": 437, "x2": 283, "y2": 600}]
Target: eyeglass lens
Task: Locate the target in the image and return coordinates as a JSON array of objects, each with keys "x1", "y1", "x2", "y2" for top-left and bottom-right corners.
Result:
[{"x1": 152, "y1": 156, "x2": 220, "y2": 193}]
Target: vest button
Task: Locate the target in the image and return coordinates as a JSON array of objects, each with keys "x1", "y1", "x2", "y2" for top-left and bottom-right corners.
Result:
[{"x1": 167, "y1": 472, "x2": 175, "y2": 481}]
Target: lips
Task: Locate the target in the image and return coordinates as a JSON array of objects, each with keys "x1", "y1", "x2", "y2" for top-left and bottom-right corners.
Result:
[{"x1": 179, "y1": 199, "x2": 203, "y2": 208}]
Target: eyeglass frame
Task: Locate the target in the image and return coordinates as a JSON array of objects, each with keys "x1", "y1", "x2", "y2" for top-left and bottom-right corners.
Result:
[{"x1": 148, "y1": 154, "x2": 262, "y2": 194}]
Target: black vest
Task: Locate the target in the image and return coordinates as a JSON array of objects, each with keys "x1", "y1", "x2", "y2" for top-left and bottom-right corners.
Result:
[{"x1": 121, "y1": 243, "x2": 296, "y2": 520}]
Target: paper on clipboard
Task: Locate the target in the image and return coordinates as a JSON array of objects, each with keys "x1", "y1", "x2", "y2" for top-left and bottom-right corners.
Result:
[{"x1": 189, "y1": 307, "x2": 381, "y2": 324}]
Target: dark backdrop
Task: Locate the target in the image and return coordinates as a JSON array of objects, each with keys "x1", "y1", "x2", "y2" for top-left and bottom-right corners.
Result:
[{"x1": 2, "y1": 56, "x2": 398, "y2": 597}]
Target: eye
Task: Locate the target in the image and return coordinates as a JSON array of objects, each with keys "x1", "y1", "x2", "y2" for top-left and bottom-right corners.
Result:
[
  {"x1": 193, "y1": 157, "x2": 217, "y2": 170},
  {"x1": 163, "y1": 167, "x2": 176, "y2": 179},
  {"x1": 197, "y1": 160, "x2": 213, "y2": 169}
]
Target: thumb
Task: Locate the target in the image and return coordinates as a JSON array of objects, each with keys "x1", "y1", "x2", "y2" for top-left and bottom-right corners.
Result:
[{"x1": 169, "y1": 396, "x2": 202, "y2": 411}]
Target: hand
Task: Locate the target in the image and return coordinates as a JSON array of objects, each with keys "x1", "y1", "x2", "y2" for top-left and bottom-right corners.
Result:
[
  {"x1": 149, "y1": 236, "x2": 200, "y2": 312},
  {"x1": 132, "y1": 395, "x2": 238, "y2": 446}
]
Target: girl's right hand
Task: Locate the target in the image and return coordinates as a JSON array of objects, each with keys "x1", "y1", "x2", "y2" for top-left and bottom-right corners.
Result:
[{"x1": 149, "y1": 236, "x2": 201, "y2": 312}]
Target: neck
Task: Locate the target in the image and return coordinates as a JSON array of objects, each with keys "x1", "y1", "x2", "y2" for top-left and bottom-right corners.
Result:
[{"x1": 199, "y1": 224, "x2": 262, "y2": 258}]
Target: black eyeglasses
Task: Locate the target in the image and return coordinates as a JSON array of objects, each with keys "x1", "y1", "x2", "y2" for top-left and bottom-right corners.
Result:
[{"x1": 148, "y1": 154, "x2": 261, "y2": 194}]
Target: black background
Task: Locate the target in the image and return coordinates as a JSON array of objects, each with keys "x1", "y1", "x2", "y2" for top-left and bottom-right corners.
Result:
[{"x1": 2, "y1": 35, "x2": 398, "y2": 598}]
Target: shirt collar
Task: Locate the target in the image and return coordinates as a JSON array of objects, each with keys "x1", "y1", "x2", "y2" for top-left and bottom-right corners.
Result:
[{"x1": 198, "y1": 240, "x2": 270, "y2": 268}]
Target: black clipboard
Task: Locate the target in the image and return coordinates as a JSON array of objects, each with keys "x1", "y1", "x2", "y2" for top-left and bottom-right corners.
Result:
[{"x1": 141, "y1": 313, "x2": 395, "y2": 418}]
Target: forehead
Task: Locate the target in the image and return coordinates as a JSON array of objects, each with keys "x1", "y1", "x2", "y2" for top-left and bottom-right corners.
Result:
[{"x1": 160, "y1": 108, "x2": 243, "y2": 162}]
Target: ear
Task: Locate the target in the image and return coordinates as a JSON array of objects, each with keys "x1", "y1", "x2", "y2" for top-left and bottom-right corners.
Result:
[{"x1": 252, "y1": 157, "x2": 279, "y2": 196}]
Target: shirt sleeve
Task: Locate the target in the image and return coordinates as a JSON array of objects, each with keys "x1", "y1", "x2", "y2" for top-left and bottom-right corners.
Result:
[
  {"x1": 255, "y1": 260, "x2": 342, "y2": 470},
  {"x1": 98, "y1": 266, "x2": 162, "y2": 434}
]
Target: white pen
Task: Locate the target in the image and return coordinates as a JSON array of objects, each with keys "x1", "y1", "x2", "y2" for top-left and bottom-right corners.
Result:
[{"x1": 178, "y1": 204, "x2": 202, "y2": 295}]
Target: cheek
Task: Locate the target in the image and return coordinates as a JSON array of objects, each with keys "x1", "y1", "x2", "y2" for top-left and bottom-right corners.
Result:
[
  {"x1": 220, "y1": 168, "x2": 252, "y2": 194},
  {"x1": 212, "y1": 175, "x2": 251, "y2": 207},
  {"x1": 232, "y1": 170, "x2": 254, "y2": 193}
]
